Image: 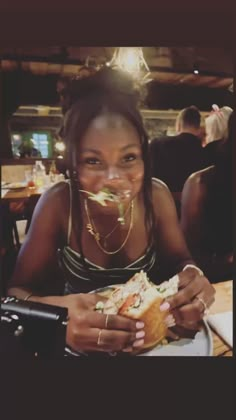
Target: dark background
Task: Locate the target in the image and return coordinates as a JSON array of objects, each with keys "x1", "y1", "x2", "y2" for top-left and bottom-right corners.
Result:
[{"x1": 0, "y1": 7, "x2": 234, "y2": 419}]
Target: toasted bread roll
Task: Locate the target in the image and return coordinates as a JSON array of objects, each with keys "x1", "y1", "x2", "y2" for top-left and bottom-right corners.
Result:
[{"x1": 103, "y1": 271, "x2": 179, "y2": 351}]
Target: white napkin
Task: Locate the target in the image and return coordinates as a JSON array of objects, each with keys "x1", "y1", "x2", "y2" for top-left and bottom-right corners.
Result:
[
  {"x1": 207, "y1": 311, "x2": 233, "y2": 348},
  {"x1": 1, "y1": 189, "x2": 9, "y2": 198}
]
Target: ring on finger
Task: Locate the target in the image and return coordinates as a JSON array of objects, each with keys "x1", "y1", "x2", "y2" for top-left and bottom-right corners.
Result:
[
  {"x1": 97, "y1": 329, "x2": 103, "y2": 346},
  {"x1": 105, "y1": 314, "x2": 110, "y2": 329},
  {"x1": 195, "y1": 296, "x2": 209, "y2": 316}
]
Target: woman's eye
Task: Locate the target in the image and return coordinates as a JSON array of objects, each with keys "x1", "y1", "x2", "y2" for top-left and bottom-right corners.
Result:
[
  {"x1": 123, "y1": 154, "x2": 137, "y2": 162},
  {"x1": 85, "y1": 157, "x2": 101, "y2": 165}
]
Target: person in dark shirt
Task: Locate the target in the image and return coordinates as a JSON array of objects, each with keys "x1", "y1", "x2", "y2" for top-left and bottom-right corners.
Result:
[{"x1": 150, "y1": 106, "x2": 204, "y2": 192}]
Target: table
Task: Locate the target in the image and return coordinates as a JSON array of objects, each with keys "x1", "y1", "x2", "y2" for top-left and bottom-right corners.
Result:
[
  {"x1": 209, "y1": 280, "x2": 233, "y2": 356},
  {"x1": 1, "y1": 186, "x2": 43, "y2": 202},
  {"x1": 1, "y1": 186, "x2": 46, "y2": 248}
]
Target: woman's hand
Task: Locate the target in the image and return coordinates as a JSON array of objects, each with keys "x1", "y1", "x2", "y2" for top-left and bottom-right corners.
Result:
[
  {"x1": 62, "y1": 293, "x2": 145, "y2": 353},
  {"x1": 163, "y1": 268, "x2": 215, "y2": 328}
]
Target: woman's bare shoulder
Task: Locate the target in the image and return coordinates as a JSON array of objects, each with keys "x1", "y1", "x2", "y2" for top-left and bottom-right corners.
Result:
[
  {"x1": 26, "y1": 181, "x2": 71, "y2": 241},
  {"x1": 151, "y1": 177, "x2": 172, "y2": 200},
  {"x1": 185, "y1": 166, "x2": 215, "y2": 189},
  {"x1": 39, "y1": 181, "x2": 69, "y2": 205},
  {"x1": 32, "y1": 181, "x2": 70, "y2": 222},
  {"x1": 181, "y1": 167, "x2": 215, "y2": 209},
  {"x1": 151, "y1": 177, "x2": 175, "y2": 221}
]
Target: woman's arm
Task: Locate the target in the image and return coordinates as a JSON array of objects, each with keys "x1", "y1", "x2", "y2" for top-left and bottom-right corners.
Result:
[
  {"x1": 152, "y1": 178, "x2": 215, "y2": 327},
  {"x1": 152, "y1": 178, "x2": 195, "y2": 278},
  {"x1": 7, "y1": 183, "x2": 67, "y2": 300},
  {"x1": 7, "y1": 184, "x2": 145, "y2": 354}
]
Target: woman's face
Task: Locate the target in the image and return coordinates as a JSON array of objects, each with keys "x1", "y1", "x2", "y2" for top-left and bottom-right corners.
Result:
[{"x1": 77, "y1": 113, "x2": 144, "y2": 208}]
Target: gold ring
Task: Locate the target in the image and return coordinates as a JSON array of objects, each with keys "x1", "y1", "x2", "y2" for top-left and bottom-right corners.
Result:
[
  {"x1": 105, "y1": 314, "x2": 109, "y2": 329},
  {"x1": 97, "y1": 329, "x2": 103, "y2": 346},
  {"x1": 195, "y1": 296, "x2": 208, "y2": 315}
]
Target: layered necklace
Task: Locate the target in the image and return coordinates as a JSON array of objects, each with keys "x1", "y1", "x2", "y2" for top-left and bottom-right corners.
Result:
[{"x1": 84, "y1": 198, "x2": 134, "y2": 255}]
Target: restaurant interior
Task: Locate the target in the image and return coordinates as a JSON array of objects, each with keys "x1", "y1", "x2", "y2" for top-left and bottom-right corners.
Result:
[{"x1": 0, "y1": 46, "x2": 233, "y2": 358}]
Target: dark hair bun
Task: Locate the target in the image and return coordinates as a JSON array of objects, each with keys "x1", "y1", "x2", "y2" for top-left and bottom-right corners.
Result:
[{"x1": 61, "y1": 67, "x2": 140, "y2": 112}]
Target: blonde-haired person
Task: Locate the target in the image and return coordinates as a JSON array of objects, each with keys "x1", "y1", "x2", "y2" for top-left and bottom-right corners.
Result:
[{"x1": 203, "y1": 104, "x2": 232, "y2": 166}]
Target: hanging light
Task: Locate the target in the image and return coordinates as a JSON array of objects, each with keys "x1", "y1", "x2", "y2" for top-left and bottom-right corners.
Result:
[{"x1": 109, "y1": 47, "x2": 152, "y2": 84}]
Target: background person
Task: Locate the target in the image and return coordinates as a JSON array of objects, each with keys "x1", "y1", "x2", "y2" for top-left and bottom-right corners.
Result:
[
  {"x1": 180, "y1": 112, "x2": 234, "y2": 283},
  {"x1": 203, "y1": 104, "x2": 233, "y2": 167},
  {"x1": 149, "y1": 106, "x2": 204, "y2": 193}
]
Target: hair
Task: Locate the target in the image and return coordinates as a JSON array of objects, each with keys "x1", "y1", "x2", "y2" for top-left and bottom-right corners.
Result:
[
  {"x1": 60, "y1": 67, "x2": 156, "y2": 264},
  {"x1": 177, "y1": 105, "x2": 201, "y2": 129},
  {"x1": 214, "y1": 110, "x2": 233, "y2": 182},
  {"x1": 205, "y1": 111, "x2": 233, "y2": 254},
  {"x1": 205, "y1": 105, "x2": 233, "y2": 144}
]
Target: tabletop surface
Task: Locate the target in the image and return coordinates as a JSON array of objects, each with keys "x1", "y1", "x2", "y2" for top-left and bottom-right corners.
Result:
[
  {"x1": 2, "y1": 186, "x2": 44, "y2": 201},
  {"x1": 209, "y1": 280, "x2": 233, "y2": 356}
]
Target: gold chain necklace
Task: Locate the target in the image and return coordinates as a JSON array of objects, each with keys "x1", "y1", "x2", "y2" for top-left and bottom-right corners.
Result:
[
  {"x1": 91, "y1": 201, "x2": 132, "y2": 242},
  {"x1": 84, "y1": 199, "x2": 134, "y2": 255}
]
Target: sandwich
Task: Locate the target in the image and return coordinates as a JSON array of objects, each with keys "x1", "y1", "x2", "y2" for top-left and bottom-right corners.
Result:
[{"x1": 103, "y1": 270, "x2": 179, "y2": 351}]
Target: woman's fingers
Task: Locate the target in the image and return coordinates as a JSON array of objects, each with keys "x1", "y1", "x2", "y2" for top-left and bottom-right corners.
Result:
[
  {"x1": 171, "y1": 287, "x2": 215, "y2": 325},
  {"x1": 94, "y1": 328, "x2": 145, "y2": 352},
  {"x1": 166, "y1": 275, "x2": 211, "y2": 310},
  {"x1": 83, "y1": 311, "x2": 143, "y2": 332},
  {"x1": 67, "y1": 310, "x2": 146, "y2": 353},
  {"x1": 71, "y1": 328, "x2": 145, "y2": 353},
  {"x1": 171, "y1": 301, "x2": 204, "y2": 324},
  {"x1": 163, "y1": 270, "x2": 215, "y2": 327},
  {"x1": 177, "y1": 269, "x2": 197, "y2": 289},
  {"x1": 169, "y1": 324, "x2": 201, "y2": 338},
  {"x1": 105, "y1": 314, "x2": 145, "y2": 332}
]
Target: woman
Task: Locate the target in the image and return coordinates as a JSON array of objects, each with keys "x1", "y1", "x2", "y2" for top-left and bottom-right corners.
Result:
[
  {"x1": 181, "y1": 112, "x2": 234, "y2": 283},
  {"x1": 8, "y1": 68, "x2": 215, "y2": 355},
  {"x1": 203, "y1": 104, "x2": 232, "y2": 167}
]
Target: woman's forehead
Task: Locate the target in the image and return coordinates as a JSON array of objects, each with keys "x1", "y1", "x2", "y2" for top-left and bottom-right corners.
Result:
[
  {"x1": 90, "y1": 113, "x2": 134, "y2": 130},
  {"x1": 79, "y1": 113, "x2": 140, "y2": 149}
]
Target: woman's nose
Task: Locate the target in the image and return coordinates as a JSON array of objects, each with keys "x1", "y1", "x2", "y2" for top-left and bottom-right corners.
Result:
[{"x1": 106, "y1": 167, "x2": 121, "y2": 181}]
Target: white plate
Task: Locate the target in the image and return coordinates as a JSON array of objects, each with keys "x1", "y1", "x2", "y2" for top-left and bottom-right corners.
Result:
[
  {"x1": 138, "y1": 320, "x2": 213, "y2": 356},
  {"x1": 92, "y1": 285, "x2": 213, "y2": 357},
  {"x1": 7, "y1": 182, "x2": 27, "y2": 190}
]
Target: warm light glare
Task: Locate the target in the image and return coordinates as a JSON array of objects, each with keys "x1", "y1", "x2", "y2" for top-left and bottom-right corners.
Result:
[
  {"x1": 119, "y1": 49, "x2": 140, "y2": 73},
  {"x1": 55, "y1": 141, "x2": 66, "y2": 152},
  {"x1": 110, "y1": 47, "x2": 151, "y2": 83}
]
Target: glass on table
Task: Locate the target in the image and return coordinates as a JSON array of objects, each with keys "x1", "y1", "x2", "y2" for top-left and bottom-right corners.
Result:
[{"x1": 25, "y1": 169, "x2": 36, "y2": 189}]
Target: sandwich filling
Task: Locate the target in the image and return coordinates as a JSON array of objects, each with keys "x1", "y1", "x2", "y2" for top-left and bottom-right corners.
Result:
[
  {"x1": 102, "y1": 271, "x2": 179, "y2": 315},
  {"x1": 79, "y1": 187, "x2": 131, "y2": 225}
]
